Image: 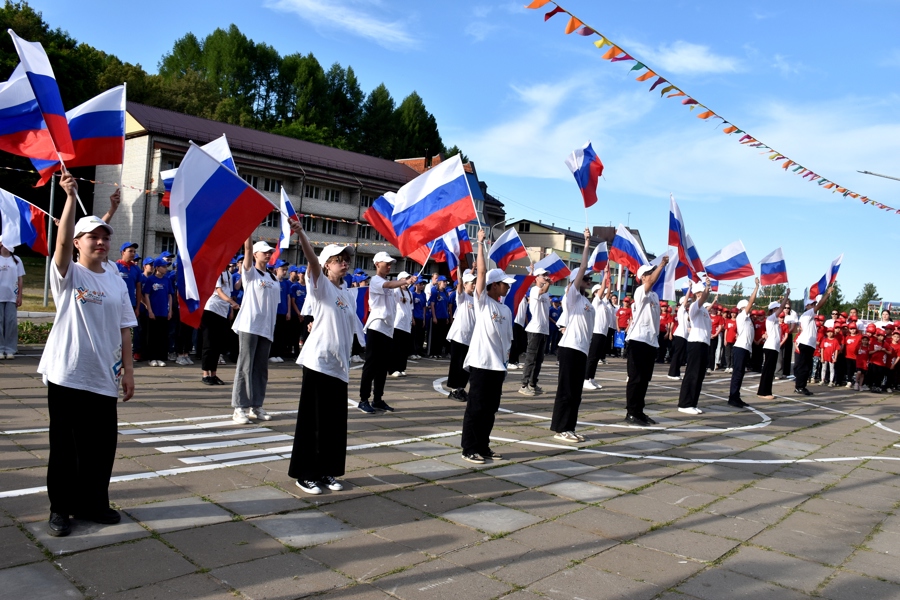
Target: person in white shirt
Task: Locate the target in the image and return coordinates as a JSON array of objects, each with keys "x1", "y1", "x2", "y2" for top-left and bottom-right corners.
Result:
[
  {"x1": 446, "y1": 268, "x2": 477, "y2": 401},
  {"x1": 727, "y1": 278, "x2": 760, "y2": 408},
  {"x1": 389, "y1": 271, "x2": 418, "y2": 378},
  {"x1": 358, "y1": 252, "x2": 411, "y2": 414},
  {"x1": 793, "y1": 287, "x2": 833, "y2": 395},
  {"x1": 200, "y1": 270, "x2": 240, "y2": 386},
  {"x1": 289, "y1": 222, "x2": 365, "y2": 495},
  {"x1": 667, "y1": 295, "x2": 691, "y2": 380},
  {"x1": 677, "y1": 277, "x2": 713, "y2": 415},
  {"x1": 39, "y1": 173, "x2": 136, "y2": 537},
  {"x1": 584, "y1": 275, "x2": 612, "y2": 389},
  {"x1": 231, "y1": 239, "x2": 285, "y2": 424},
  {"x1": 0, "y1": 239, "x2": 24, "y2": 358},
  {"x1": 460, "y1": 229, "x2": 514, "y2": 464},
  {"x1": 757, "y1": 290, "x2": 791, "y2": 399},
  {"x1": 550, "y1": 229, "x2": 594, "y2": 442},
  {"x1": 519, "y1": 267, "x2": 551, "y2": 395},
  {"x1": 507, "y1": 294, "x2": 529, "y2": 369},
  {"x1": 623, "y1": 256, "x2": 669, "y2": 425}
]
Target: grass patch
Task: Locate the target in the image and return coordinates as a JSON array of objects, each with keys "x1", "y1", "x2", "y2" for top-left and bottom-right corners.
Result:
[{"x1": 18, "y1": 320, "x2": 52, "y2": 344}]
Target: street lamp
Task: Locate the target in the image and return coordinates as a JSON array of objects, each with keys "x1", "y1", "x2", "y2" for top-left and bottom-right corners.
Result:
[{"x1": 490, "y1": 217, "x2": 514, "y2": 242}]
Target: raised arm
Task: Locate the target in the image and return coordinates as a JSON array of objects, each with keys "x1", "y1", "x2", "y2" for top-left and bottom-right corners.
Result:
[
  {"x1": 54, "y1": 173, "x2": 79, "y2": 277},
  {"x1": 814, "y1": 286, "x2": 833, "y2": 312},
  {"x1": 643, "y1": 255, "x2": 670, "y2": 292},
  {"x1": 101, "y1": 188, "x2": 121, "y2": 224},
  {"x1": 744, "y1": 277, "x2": 761, "y2": 314},
  {"x1": 779, "y1": 287, "x2": 792, "y2": 313},
  {"x1": 241, "y1": 238, "x2": 253, "y2": 272},
  {"x1": 292, "y1": 220, "x2": 321, "y2": 282},
  {"x1": 573, "y1": 228, "x2": 591, "y2": 284},
  {"x1": 475, "y1": 228, "x2": 486, "y2": 296},
  {"x1": 695, "y1": 275, "x2": 712, "y2": 305}
]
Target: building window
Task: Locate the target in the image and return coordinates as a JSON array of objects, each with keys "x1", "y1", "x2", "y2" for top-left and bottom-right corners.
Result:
[
  {"x1": 165, "y1": 159, "x2": 179, "y2": 170},
  {"x1": 263, "y1": 178, "x2": 282, "y2": 193},
  {"x1": 358, "y1": 224, "x2": 372, "y2": 240},
  {"x1": 159, "y1": 235, "x2": 177, "y2": 255},
  {"x1": 466, "y1": 224, "x2": 479, "y2": 241},
  {"x1": 571, "y1": 244, "x2": 584, "y2": 256},
  {"x1": 322, "y1": 220, "x2": 338, "y2": 235},
  {"x1": 157, "y1": 200, "x2": 170, "y2": 216},
  {"x1": 242, "y1": 174, "x2": 259, "y2": 189},
  {"x1": 302, "y1": 215, "x2": 317, "y2": 232},
  {"x1": 324, "y1": 189, "x2": 341, "y2": 203},
  {"x1": 304, "y1": 185, "x2": 320, "y2": 199},
  {"x1": 355, "y1": 255, "x2": 369, "y2": 271},
  {"x1": 518, "y1": 222, "x2": 530, "y2": 233},
  {"x1": 360, "y1": 194, "x2": 373, "y2": 207},
  {"x1": 262, "y1": 210, "x2": 279, "y2": 228}
]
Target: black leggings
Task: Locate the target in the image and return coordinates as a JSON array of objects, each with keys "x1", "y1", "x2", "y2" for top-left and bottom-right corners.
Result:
[
  {"x1": 585, "y1": 333, "x2": 607, "y2": 379},
  {"x1": 552, "y1": 347, "x2": 587, "y2": 433},
  {"x1": 360, "y1": 330, "x2": 392, "y2": 402},
  {"x1": 447, "y1": 340, "x2": 470, "y2": 389},
  {"x1": 461, "y1": 367, "x2": 506, "y2": 455},
  {"x1": 678, "y1": 341, "x2": 709, "y2": 408},
  {"x1": 200, "y1": 310, "x2": 229, "y2": 372}
]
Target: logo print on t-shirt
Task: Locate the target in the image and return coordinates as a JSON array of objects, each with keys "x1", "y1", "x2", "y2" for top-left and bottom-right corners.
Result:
[
  {"x1": 75, "y1": 286, "x2": 107, "y2": 305},
  {"x1": 491, "y1": 310, "x2": 506, "y2": 324},
  {"x1": 335, "y1": 297, "x2": 349, "y2": 311}
]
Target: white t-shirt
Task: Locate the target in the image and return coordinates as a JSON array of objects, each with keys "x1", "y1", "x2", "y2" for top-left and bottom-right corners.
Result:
[
  {"x1": 625, "y1": 286, "x2": 660, "y2": 347},
  {"x1": 687, "y1": 302, "x2": 711, "y2": 345},
  {"x1": 297, "y1": 270, "x2": 362, "y2": 383},
  {"x1": 525, "y1": 286, "x2": 550, "y2": 335},
  {"x1": 514, "y1": 296, "x2": 529, "y2": 327},
  {"x1": 464, "y1": 289, "x2": 513, "y2": 372},
  {"x1": 797, "y1": 308, "x2": 818, "y2": 348},
  {"x1": 393, "y1": 287, "x2": 413, "y2": 333},
  {"x1": 38, "y1": 261, "x2": 136, "y2": 398},
  {"x1": 365, "y1": 275, "x2": 396, "y2": 337},
  {"x1": 735, "y1": 311, "x2": 754, "y2": 352},
  {"x1": 0, "y1": 255, "x2": 24, "y2": 302},
  {"x1": 447, "y1": 291, "x2": 475, "y2": 346},
  {"x1": 593, "y1": 297, "x2": 610, "y2": 334},
  {"x1": 606, "y1": 301, "x2": 616, "y2": 331},
  {"x1": 763, "y1": 312, "x2": 782, "y2": 351},
  {"x1": 784, "y1": 311, "x2": 799, "y2": 326},
  {"x1": 232, "y1": 265, "x2": 280, "y2": 341},
  {"x1": 204, "y1": 271, "x2": 233, "y2": 318},
  {"x1": 560, "y1": 284, "x2": 594, "y2": 355},
  {"x1": 673, "y1": 305, "x2": 689, "y2": 338}
]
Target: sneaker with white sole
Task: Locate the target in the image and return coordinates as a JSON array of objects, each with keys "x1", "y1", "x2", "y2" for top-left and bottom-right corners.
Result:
[
  {"x1": 218, "y1": 356, "x2": 226, "y2": 365},
  {"x1": 677, "y1": 407, "x2": 703, "y2": 415},
  {"x1": 296, "y1": 479, "x2": 322, "y2": 495},
  {"x1": 155, "y1": 360, "x2": 166, "y2": 367},
  {"x1": 590, "y1": 379, "x2": 602, "y2": 389},
  {"x1": 553, "y1": 431, "x2": 580, "y2": 443},
  {"x1": 233, "y1": 408, "x2": 251, "y2": 424},
  {"x1": 400, "y1": 371, "x2": 407, "y2": 377},
  {"x1": 320, "y1": 475, "x2": 343, "y2": 491},
  {"x1": 666, "y1": 375, "x2": 681, "y2": 380},
  {"x1": 249, "y1": 407, "x2": 272, "y2": 421},
  {"x1": 268, "y1": 357, "x2": 280, "y2": 363},
  {"x1": 461, "y1": 452, "x2": 485, "y2": 464},
  {"x1": 518, "y1": 385, "x2": 535, "y2": 396},
  {"x1": 582, "y1": 380, "x2": 598, "y2": 390},
  {"x1": 507, "y1": 363, "x2": 519, "y2": 370},
  {"x1": 175, "y1": 356, "x2": 188, "y2": 365},
  {"x1": 573, "y1": 431, "x2": 586, "y2": 442},
  {"x1": 390, "y1": 371, "x2": 402, "y2": 378}
]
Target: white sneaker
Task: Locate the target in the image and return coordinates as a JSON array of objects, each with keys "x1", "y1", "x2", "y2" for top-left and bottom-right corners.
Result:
[
  {"x1": 667, "y1": 375, "x2": 681, "y2": 380},
  {"x1": 156, "y1": 361, "x2": 166, "y2": 367},
  {"x1": 582, "y1": 380, "x2": 598, "y2": 390},
  {"x1": 218, "y1": 356, "x2": 226, "y2": 365},
  {"x1": 507, "y1": 363, "x2": 519, "y2": 370},
  {"x1": 678, "y1": 407, "x2": 703, "y2": 415},
  {"x1": 175, "y1": 356, "x2": 187, "y2": 365},
  {"x1": 390, "y1": 371, "x2": 402, "y2": 378},
  {"x1": 553, "y1": 431, "x2": 580, "y2": 443},
  {"x1": 269, "y1": 357, "x2": 280, "y2": 363},
  {"x1": 233, "y1": 408, "x2": 251, "y2": 424},
  {"x1": 249, "y1": 407, "x2": 272, "y2": 421},
  {"x1": 400, "y1": 371, "x2": 407, "y2": 377},
  {"x1": 590, "y1": 379, "x2": 602, "y2": 389},
  {"x1": 5, "y1": 353, "x2": 13, "y2": 360},
  {"x1": 351, "y1": 355, "x2": 363, "y2": 363},
  {"x1": 184, "y1": 356, "x2": 194, "y2": 365}
]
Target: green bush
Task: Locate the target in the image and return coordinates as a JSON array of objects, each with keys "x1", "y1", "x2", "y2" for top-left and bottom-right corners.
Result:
[{"x1": 19, "y1": 321, "x2": 52, "y2": 344}]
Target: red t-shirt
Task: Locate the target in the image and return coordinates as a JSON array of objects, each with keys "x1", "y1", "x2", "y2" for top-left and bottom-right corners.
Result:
[
  {"x1": 869, "y1": 341, "x2": 889, "y2": 367},
  {"x1": 856, "y1": 346, "x2": 869, "y2": 370},
  {"x1": 616, "y1": 307, "x2": 632, "y2": 329},
  {"x1": 753, "y1": 320, "x2": 766, "y2": 343},
  {"x1": 659, "y1": 313, "x2": 671, "y2": 333},
  {"x1": 724, "y1": 319, "x2": 737, "y2": 344},
  {"x1": 821, "y1": 338, "x2": 839, "y2": 362},
  {"x1": 710, "y1": 315, "x2": 724, "y2": 337},
  {"x1": 844, "y1": 334, "x2": 862, "y2": 357}
]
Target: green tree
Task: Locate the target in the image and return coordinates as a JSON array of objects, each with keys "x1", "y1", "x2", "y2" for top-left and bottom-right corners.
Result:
[
  {"x1": 852, "y1": 282, "x2": 880, "y2": 312},
  {"x1": 359, "y1": 83, "x2": 397, "y2": 158},
  {"x1": 820, "y1": 281, "x2": 845, "y2": 316},
  {"x1": 157, "y1": 32, "x2": 204, "y2": 80},
  {"x1": 394, "y1": 91, "x2": 442, "y2": 159},
  {"x1": 444, "y1": 145, "x2": 469, "y2": 163}
]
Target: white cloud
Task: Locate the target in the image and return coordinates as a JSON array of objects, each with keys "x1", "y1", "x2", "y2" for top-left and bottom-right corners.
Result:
[
  {"x1": 772, "y1": 54, "x2": 801, "y2": 76},
  {"x1": 624, "y1": 40, "x2": 743, "y2": 75},
  {"x1": 264, "y1": 0, "x2": 418, "y2": 49},
  {"x1": 472, "y1": 5, "x2": 492, "y2": 19},
  {"x1": 465, "y1": 21, "x2": 499, "y2": 42}
]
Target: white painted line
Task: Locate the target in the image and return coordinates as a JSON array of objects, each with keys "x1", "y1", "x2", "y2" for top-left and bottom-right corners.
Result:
[
  {"x1": 155, "y1": 434, "x2": 293, "y2": 454},
  {"x1": 119, "y1": 420, "x2": 241, "y2": 435},
  {"x1": 0, "y1": 428, "x2": 48, "y2": 435},
  {"x1": 134, "y1": 428, "x2": 269, "y2": 443}
]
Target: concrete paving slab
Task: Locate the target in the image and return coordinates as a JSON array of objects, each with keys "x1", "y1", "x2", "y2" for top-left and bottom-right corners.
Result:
[
  {"x1": 677, "y1": 568, "x2": 811, "y2": 600},
  {"x1": 576, "y1": 468, "x2": 654, "y2": 490},
  {"x1": 124, "y1": 496, "x2": 232, "y2": 533},
  {"x1": 253, "y1": 509, "x2": 358, "y2": 548},
  {"x1": 530, "y1": 563, "x2": 659, "y2": 600},
  {"x1": 537, "y1": 480, "x2": 620, "y2": 503},
  {"x1": 0, "y1": 523, "x2": 46, "y2": 568},
  {"x1": 0, "y1": 561, "x2": 83, "y2": 599},
  {"x1": 585, "y1": 543, "x2": 706, "y2": 589},
  {"x1": 302, "y1": 532, "x2": 429, "y2": 580},
  {"x1": 99, "y1": 573, "x2": 235, "y2": 600},
  {"x1": 441, "y1": 502, "x2": 541, "y2": 534},
  {"x1": 495, "y1": 489, "x2": 586, "y2": 519},
  {"x1": 752, "y1": 511, "x2": 869, "y2": 565},
  {"x1": 820, "y1": 571, "x2": 900, "y2": 600},
  {"x1": 527, "y1": 457, "x2": 596, "y2": 476},
  {"x1": 486, "y1": 464, "x2": 565, "y2": 487},
  {"x1": 376, "y1": 517, "x2": 484, "y2": 556},
  {"x1": 211, "y1": 552, "x2": 352, "y2": 600},
  {"x1": 721, "y1": 546, "x2": 835, "y2": 594},
  {"x1": 384, "y1": 483, "x2": 477, "y2": 514},
  {"x1": 635, "y1": 527, "x2": 740, "y2": 562},
  {"x1": 508, "y1": 521, "x2": 616, "y2": 562},
  {"x1": 324, "y1": 494, "x2": 427, "y2": 530},
  {"x1": 372, "y1": 557, "x2": 512, "y2": 600},
  {"x1": 27, "y1": 512, "x2": 149, "y2": 556},
  {"x1": 554, "y1": 506, "x2": 653, "y2": 541},
  {"x1": 163, "y1": 520, "x2": 285, "y2": 569},
  {"x1": 207, "y1": 485, "x2": 306, "y2": 518},
  {"x1": 398, "y1": 441, "x2": 459, "y2": 457},
  {"x1": 439, "y1": 472, "x2": 524, "y2": 499},
  {"x1": 391, "y1": 459, "x2": 469, "y2": 480}
]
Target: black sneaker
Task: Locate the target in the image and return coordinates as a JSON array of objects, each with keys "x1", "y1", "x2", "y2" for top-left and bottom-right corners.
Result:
[
  {"x1": 48, "y1": 512, "x2": 71, "y2": 537},
  {"x1": 458, "y1": 389, "x2": 469, "y2": 401},
  {"x1": 482, "y1": 448, "x2": 503, "y2": 460},
  {"x1": 357, "y1": 400, "x2": 376, "y2": 414},
  {"x1": 624, "y1": 414, "x2": 650, "y2": 426},
  {"x1": 728, "y1": 399, "x2": 749, "y2": 408},
  {"x1": 296, "y1": 479, "x2": 322, "y2": 495},
  {"x1": 75, "y1": 508, "x2": 120, "y2": 524},
  {"x1": 213, "y1": 376, "x2": 226, "y2": 386},
  {"x1": 202, "y1": 376, "x2": 214, "y2": 386},
  {"x1": 372, "y1": 399, "x2": 394, "y2": 412},
  {"x1": 461, "y1": 452, "x2": 485, "y2": 464},
  {"x1": 447, "y1": 389, "x2": 462, "y2": 401},
  {"x1": 794, "y1": 388, "x2": 812, "y2": 396},
  {"x1": 640, "y1": 414, "x2": 658, "y2": 425}
]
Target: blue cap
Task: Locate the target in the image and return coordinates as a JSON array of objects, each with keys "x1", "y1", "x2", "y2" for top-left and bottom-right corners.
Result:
[
  {"x1": 158, "y1": 251, "x2": 172, "y2": 258},
  {"x1": 120, "y1": 242, "x2": 137, "y2": 252},
  {"x1": 288, "y1": 265, "x2": 298, "y2": 273},
  {"x1": 272, "y1": 259, "x2": 287, "y2": 268},
  {"x1": 298, "y1": 265, "x2": 307, "y2": 273},
  {"x1": 143, "y1": 257, "x2": 154, "y2": 266},
  {"x1": 153, "y1": 258, "x2": 168, "y2": 268},
  {"x1": 437, "y1": 275, "x2": 447, "y2": 282}
]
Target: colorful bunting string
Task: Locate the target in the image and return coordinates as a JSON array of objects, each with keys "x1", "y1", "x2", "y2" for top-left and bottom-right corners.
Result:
[{"x1": 528, "y1": 2, "x2": 899, "y2": 215}]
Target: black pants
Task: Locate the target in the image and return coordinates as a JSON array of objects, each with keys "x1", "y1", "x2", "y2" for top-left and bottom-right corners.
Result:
[
  {"x1": 176, "y1": 320, "x2": 194, "y2": 355},
  {"x1": 724, "y1": 343, "x2": 734, "y2": 369},
  {"x1": 148, "y1": 317, "x2": 169, "y2": 361},
  {"x1": 411, "y1": 318, "x2": 426, "y2": 356},
  {"x1": 794, "y1": 344, "x2": 815, "y2": 390},
  {"x1": 585, "y1": 333, "x2": 607, "y2": 379},
  {"x1": 509, "y1": 323, "x2": 527, "y2": 364},
  {"x1": 288, "y1": 368, "x2": 347, "y2": 481},
  {"x1": 447, "y1": 340, "x2": 470, "y2": 389},
  {"x1": 389, "y1": 329, "x2": 412, "y2": 374},
  {"x1": 461, "y1": 367, "x2": 505, "y2": 455},
  {"x1": 625, "y1": 340, "x2": 657, "y2": 417},
  {"x1": 47, "y1": 382, "x2": 117, "y2": 516},
  {"x1": 360, "y1": 330, "x2": 392, "y2": 402},
  {"x1": 429, "y1": 319, "x2": 449, "y2": 356},
  {"x1": 729, "y1": 347, "x2": 750, "y2": 403},
  {"x1": 657, "y1": 333, "x2": 670, "y2": 363},
  {"x1": 678, "y1": 341, "x2": 708, "y2": 408},
  {"x1": 546, "y1": 328, "x2": 561, "y2": 354},
  {"x1": 708, "y1": 337, "x2": 719, "y2": 370},
  {"x1": 138, "y1": 313, "x2": 150, "y2": 357},
  {"x1": 834, "y1": 354, "x2": 846, "y2": 385},
  {"x1": 552, "y1": 347, "x2": 587, "y2": 433},
  {"x1": 607, "y1": 328, "x2": 617, "y2": 357},
  {"x1": 844, "y1": 357, "x2": 857, "y2": 384},
  {"x1": 750, "y1": 343, "x2": 764, "y2": 372},
  {"x1": 758, "y1": 348, "x2": 779, "y2": 396},
  {"x1": 668, "y1": 337, "x2": 687, "y2": 377},
  {"x1": 271, "y1": 314, "x2": 289, "y2": 358},
  {"x1": 521, "y1": 332, "x2": 546, "y2": 387},
  {"x1": 200, "y1": 311, "x2": 229, "y2": 372},
  {"x1": 781, "y1": 334, "x2": 793, "y2": 376}
]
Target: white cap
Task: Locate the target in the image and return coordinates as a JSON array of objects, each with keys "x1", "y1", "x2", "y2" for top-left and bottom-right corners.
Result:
[
  {"x1": 679, "y1": 296, "x2": 687, "y2": 305},
  {"x1": 768, "y1": 301, "x2": 782, "y2": 310},
  {"x1": 462, "y1": 272, "x2": 476, "y2": 282},
  {"x1": 591, "y1": 284, "x2": 602, "y2": 295},
  {"x1": 397, "y1": 271, "x2": 411, "y2": 279},
  {"x1": 691, "y1": 281, "x2": 706, "y2": 293},
  {"x1": 319, "y1": 244, "x2": 354, "y2": 264},
  {"x1": 252, "y1": 241, "x2": 274, "y2": 253},
  {"x1": 736, "y1": 299, "x2": 750, "y2": 310},
  {"x1": 703, "y1": 302, "x2": 712, "y2": 309},
  {"x1": 373, "y1": 251, "x2": 395, "y2": 264},
  {"x1": 533, "y1": 267, "x2": 549, "y2": 276},
  {"x1": 806, "y1": 294, "x2": 821, "y2": 305},
  {"x1": 636, "y1": 264, "x2": 654, "y2": 278},
  {"x1": 74, "y1": 215, "x2": 113, "y2": 237},
  {"x1": 486, "y1": 268, "x2": 516, "y2": 286}
]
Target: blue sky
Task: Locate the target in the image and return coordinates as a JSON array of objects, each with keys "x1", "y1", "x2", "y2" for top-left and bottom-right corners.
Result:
[{"x1": 34, "y1": 0, "x2": 900, "y2": 302}]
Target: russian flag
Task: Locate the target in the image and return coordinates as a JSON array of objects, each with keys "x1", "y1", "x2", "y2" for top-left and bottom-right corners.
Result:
[
  {"x1": 827, "y1": 253, "x2": 843, "y2": 285},
  {"x1": 269, "y1": 187, "x2": 299, "y2": 266},
  {"x1": 0, "y1": 186, "x2": 47, "y2": 255},
  {"x1": 30, "y1": 85, "x2": 126, "y2": 186},
  {"x1": 161, "y1": 135, "x2": 236, "y2": 207},
  {"x1": 703, "y1": 241, "x2": 755, "y2": 281},
  {"x1": 808, "y1": 274, "x2": 827, "y2": 300},
  {"x1": 169, "y1": 141, "x2": 278, "y2": 328},
  {"x1": 390, "y1": 154, "x2": 477, "y2": 256},
  {"x1": 533, "y1": 252, "x2": 570, "y2": 282},
  {"x1": 8, "y1": 30, "x2": 74, "y2": 159},
  {"x1": 588, "y1": 241, "x2": 608, "y2": 273},
  {"x1": 362, "y1": 191, "x2": 399, "y2": 247},
  {"x1": 668, "y1": 194, "x2": 699, "y2": 280},
  {"x1": 0, "y1": 64, "x2": 57, "y2": 161},
  {"x1": 348, "y1": 287, "x2": 369, "y2": 324},
  {"x1": 759, "y1": 247, "x2": 788, "y2": 286},
  {"x1": 504, "y1": 274, "x2": 536, "y2": 318},
  {"x1": 650, "y1": 249, "x2": 677, "y2": 301},
  {"x1": 709, "y1": 279, "x2": 719, "y2": 292},
  {"x1": 564, "y1": 141, "x2": 604, "y2": 208},
  {"x1": 609, "y1": 224, "x2": 648, "y2": 274},
  {"x1": 809, "y1": 254, "x2": 843, "y2": 298},
  {"x1": 488, "y1": 228, "x2": 528, "y2": 270},
  {"x1": 675, "y1": 233, "x2": 704, "y2": 280}
]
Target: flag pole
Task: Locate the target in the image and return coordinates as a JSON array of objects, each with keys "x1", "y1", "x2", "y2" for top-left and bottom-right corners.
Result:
[{"x1": 416, "y1": 241, "x2": 437, "y2": 279}]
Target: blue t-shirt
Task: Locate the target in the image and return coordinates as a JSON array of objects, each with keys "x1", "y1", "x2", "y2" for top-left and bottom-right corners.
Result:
[
  {"x1": 412, "y1": 290, "x2": 426, "y2": 320},
  {"x1": 231, "y1": 271, "x2": 243, "y2": 305},
  {"x1": 276, "y1": 279, "x2": 290, "y2": 315},
  {"x1": 447, "y1": 289, "x2": 457, "y2": 314},
  {"x1": 144, "y1": 274, "x2": 173, "y2": 318},
  {"x1": 430, "y1": 288, "x2": 449, "y2": 320},
  {"x1": 290, "y1": 282, "x2": 307, "y2": 313},
  {"x1": 549, "y1": 305, "x2": 562, "y2": 331},
  {"x1": 115, "y1": 261, "x2": 141, "y2": 307}
]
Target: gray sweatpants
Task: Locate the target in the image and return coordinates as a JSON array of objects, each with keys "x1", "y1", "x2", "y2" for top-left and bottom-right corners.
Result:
[
  {"x1": 231, "y1": 331, "x2": 272, "y2": 409},
  {"x1": 0, "y1": 302, "x2": 16, "y2": 356}
]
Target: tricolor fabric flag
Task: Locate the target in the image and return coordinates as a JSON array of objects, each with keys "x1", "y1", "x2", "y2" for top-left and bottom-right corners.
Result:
[
  {"x1": 362, "y1": 191, "x2": 399, "y2": 247},
  {"x1": 389, "y1": 154, "x2": 477, "y2": 256},
  {"x1": 703, "y1": 241, "x2": 754, "y2": 281},
  {"x1": 170, "y1": 141, "x2": 278, "y2": 328},
  {"x1": 161, "y1": 135, "x2": 236, "y2": 207},
  {"x1": 0, "y1": 64, "x2": 57, "y2": 161},
  {"x1": 808, "y1": 274, "x2": 827, "y2": 300},
  {"x1": 675, "y1": 233, "x2": 705, "y2": 281},
  {"x1": 609, "y1": 224, "x2": 648, "y2": 274},
  {"x1": 588, "y1": 241, "x2": 608, "y2": 273},
  {"x1": 408, "y1": 225, "x2": 473, "y2": 278},
  {"x1": 668, "y1": 194, "x2": 702, "y2": 280},
  {"x1": 503, "y1": 274, "x2": 536, "y2": 318},
  {"x1": 8, "y1": 30, "x2": 74, "y2": 159},
  {"x1": 0, "y1": 186, "x2": 48, "y2": 255},
  {"x1": 30, "y1": 85, "x2": 126, "y2": 186},
  {"x1": 347, "y1": 287, "x2": 370, "y2": 324},
  {"x1": 488, "y1": 228, "x2": 528, "y2": 270},
  {"x1": 564, "y1": 141, "x2": 604, "y2": 208},
  {"x1": 826, "y1": 253, "x2": 843, "y2": 285},
  {"x1": 759, "y1": 247, "x2": 788, "y2": 286},
  {"x1": 709, "y1": 279, "x2": 719, "y2": 292},
  {"x1": 268, "y1": 187, "x2": 299, "y2": 266},
  {"x1": 809, "y1": 253, "x2": 843, "y2": 298},
  {"x1": 650, "y1": 250, "x2": 677, "y2": 301},
  {"x1": 533, "y1": 252, "x2": 570, "y2": 282}
]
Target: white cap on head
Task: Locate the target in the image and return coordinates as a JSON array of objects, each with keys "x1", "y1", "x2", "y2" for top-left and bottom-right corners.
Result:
[
  {"x1": 532, "y1": 267, "x2": 549, "y2": 276},
  {"x1": 252, "y1": 241, "x2": 274, "y2": 253},
  {"x1": 74, "y1": 215, "x2": 114, "y2": 237},
  {"x1": 373, "y1": 251, "x2": 395, "y2": 264},
  {"x1": 806, "y1": 294, "x2": 821, "y2": 305},
  {"x1": 703, "y1": 302, "x2": 712, "y2": 309},
  {"x1": 591, "y1": 284, "x2": 602, "y2": 295},
  {"x1": 319, "y1": 244, "x2": 353, "y2": 264},
  {"x1": 636, "y1": 264, "x2": 654, "y2": 278},
  {"x1": 736, "y1": 299, "x2": 750, "y2": 310},
  {"x1": 462, "y1": 272, "x2": 476, "y2": 282},
  {"x1": 397, "y1": 271, "x2": 411, "y2": 280},
  {"x1": 486, "y1": 269, "x2": 516, "y2": 286},
  {"x1": 691, "y1": 281, "x2": 706, "y2": 294},
  {"x1": 768, "y1": 301, "x2": 781, "y2": 310},
  {"x1": 679, "y1": 296, "x2": 687, "y2": 305}
]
